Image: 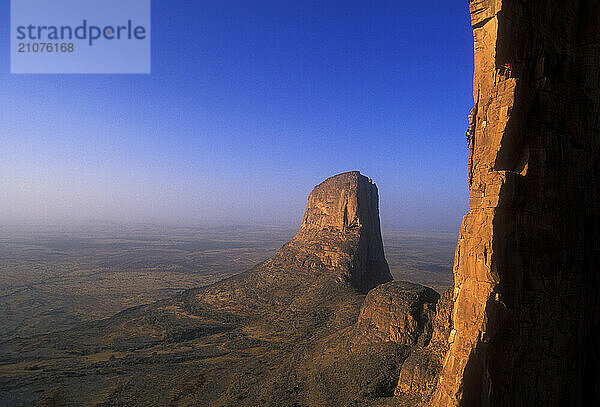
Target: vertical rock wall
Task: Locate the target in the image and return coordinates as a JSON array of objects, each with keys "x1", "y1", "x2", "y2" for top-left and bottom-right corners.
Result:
[{"x1": 432, "y1": 0, "x2": 600, "y2": 405}]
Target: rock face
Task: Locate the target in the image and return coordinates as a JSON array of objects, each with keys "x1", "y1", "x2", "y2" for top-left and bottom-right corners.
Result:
[
  {"x1": 280, "y1": 171, "x2": 393, "y2": 293},
  {"x1": 428, "y1": 1, "x2": 600, "y2": 405},
  {"x1": 352, "y1": 281, "x2": 439, "y2": 347}
]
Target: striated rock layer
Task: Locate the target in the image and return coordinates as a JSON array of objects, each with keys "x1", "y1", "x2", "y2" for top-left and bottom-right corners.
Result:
[{"x1": 429, "y1": 0, "x2": 600, "y2": 405}]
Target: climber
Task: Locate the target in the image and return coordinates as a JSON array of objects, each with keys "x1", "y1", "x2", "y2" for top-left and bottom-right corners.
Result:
[
  {"x1": 501, "y1": 63, "x2": 513, "y2": 78},
  {"x1": 466, "y1": 105, "x2": 476, "y2": 144}
]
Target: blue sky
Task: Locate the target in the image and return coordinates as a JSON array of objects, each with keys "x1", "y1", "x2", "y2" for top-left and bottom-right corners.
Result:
[{"x1": 0, "y1": 1, "x2": 474, "y2": 231}]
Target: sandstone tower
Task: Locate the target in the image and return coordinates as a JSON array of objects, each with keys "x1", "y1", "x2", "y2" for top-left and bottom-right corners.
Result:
[{"x1": 285, "y1": 171, "x2": 392, "y2": 293}]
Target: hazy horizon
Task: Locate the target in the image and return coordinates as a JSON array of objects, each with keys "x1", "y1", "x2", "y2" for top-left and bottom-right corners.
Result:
[
  {"x1": 0, "y1": 211, "x2": 463, "y2": 234},
  {"x1": 1, "y1": 1, "x2": 473, "y2": 232}
]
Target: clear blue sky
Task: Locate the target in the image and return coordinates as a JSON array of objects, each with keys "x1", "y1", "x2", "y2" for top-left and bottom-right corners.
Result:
[{"x1": 0, "y1": 1, "x2": 474, "y2": 232}]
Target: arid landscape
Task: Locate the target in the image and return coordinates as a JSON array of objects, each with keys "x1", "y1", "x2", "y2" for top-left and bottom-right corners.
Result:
[
  {"x1": 0, "y1": 173, "x2": 455, "y2": 406},
  {"x1": 2, "y1": 0, "x2": 600, "y2": 405},
  {"x1": 0, "y1": 224, "x2": 455, "y2": 343},
  {"x1": 0, "y1": 224, "x2": 297, "y2": 342}
]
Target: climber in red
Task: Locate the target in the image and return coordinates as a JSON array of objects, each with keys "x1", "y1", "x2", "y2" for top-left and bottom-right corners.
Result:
[{"x1": 502, "y1": 63, "x2": 513, "y2": 78}]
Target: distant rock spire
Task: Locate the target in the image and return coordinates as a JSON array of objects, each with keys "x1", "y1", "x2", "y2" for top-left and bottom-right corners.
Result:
[
  {"x1": 194, "y1": 171, "x2": 393, "y2": 315},
  {"x1": 280, "y1": 171, "x2": 392, "y2": 293}
]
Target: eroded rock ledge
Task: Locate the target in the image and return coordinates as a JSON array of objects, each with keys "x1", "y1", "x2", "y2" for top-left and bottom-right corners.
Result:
[{"x1": 351, "y1": 281, "x2": 439, "y2": 347}]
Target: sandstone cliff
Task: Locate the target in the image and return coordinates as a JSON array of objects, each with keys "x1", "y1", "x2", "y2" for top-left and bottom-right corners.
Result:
[
  {"x1": 427, "y1": 1, "x2": 600, "y2": 405},
  {"x1": 285, "y1": 171, "x2": 393, "y2": 293}
]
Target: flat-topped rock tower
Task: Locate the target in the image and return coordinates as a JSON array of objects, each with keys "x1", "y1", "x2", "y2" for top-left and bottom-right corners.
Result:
[
  {"x1": 283, "y1": 171, "x2": 393, "y2": 293},
  {"x1": 192, "y1": 171, "x2": 392, "y2": 316}
]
